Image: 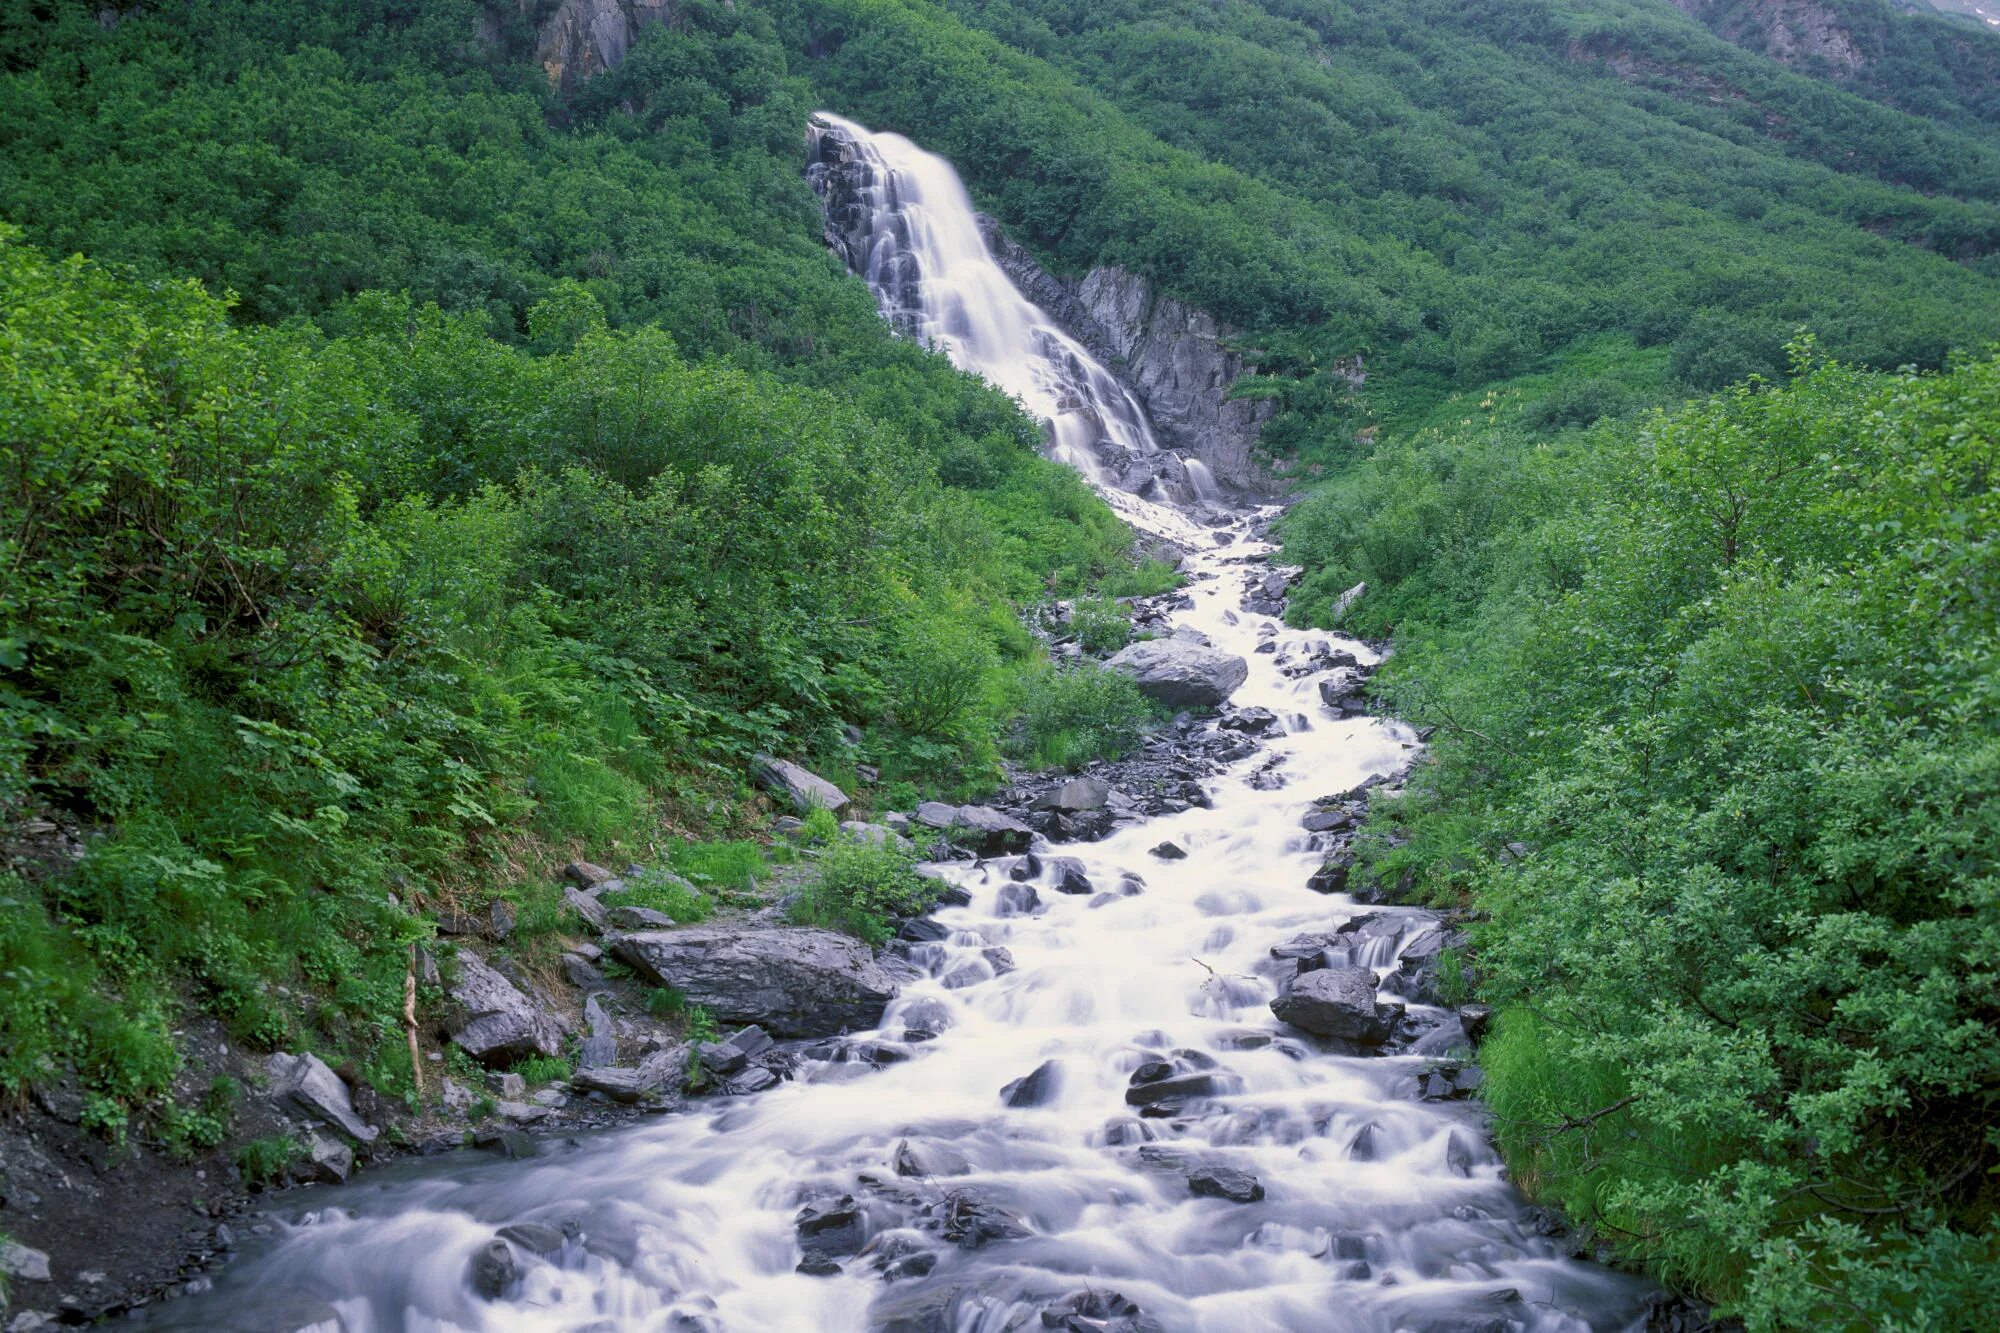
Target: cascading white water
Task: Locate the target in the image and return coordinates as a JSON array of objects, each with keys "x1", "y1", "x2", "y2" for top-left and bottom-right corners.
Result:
[
  {"x1": 144, "y1": 117, "x2": 1662, "y2": 1333},
  {"x1": 809, "y1": 112, "x2": 1176, "y2": 496}
]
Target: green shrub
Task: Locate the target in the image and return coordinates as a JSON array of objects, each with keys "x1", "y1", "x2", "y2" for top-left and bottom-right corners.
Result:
[
  {"x1": 787, "y1": 833, "x2": 938, "y2": 945},
  {"x1": 234, "y1": 1134, "x2": 300, "y2": 1190},
  {"x1": 1015, "y1": 663, "x2": 1156, "y2": 770},
  {"x1": 1070, "y1": 596, "x2": 1134, "y2": 656},
  {"x1": 510, "y1": 1053, "x2": 572, "y2": 1086}
]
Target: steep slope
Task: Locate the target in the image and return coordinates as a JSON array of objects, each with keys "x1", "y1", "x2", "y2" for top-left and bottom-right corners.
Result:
[
  {"x1": 786, "y1": 0, "x2": 2000, "y2": 467},
  {"x1": 1669, "y1": 0, "x2": 2000, "y2": 125}
]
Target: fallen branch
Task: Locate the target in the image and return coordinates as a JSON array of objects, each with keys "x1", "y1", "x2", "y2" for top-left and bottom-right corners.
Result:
[{"x1": 404, "y1": 945, "x2": 424, "y2": 1097}]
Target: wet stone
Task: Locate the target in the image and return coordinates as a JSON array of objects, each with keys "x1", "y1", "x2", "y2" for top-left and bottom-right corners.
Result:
[
  {"x1": 1150, "y1": 841, "x2": 1188, "y2": 860},
  {"x1": 468, "y1": 1239, "x2": 517, "y2": 1299},
  {"x1": 1188, "y1": 1166, "x2": 1265, "y2": 1203},
  {"x1": 497, "y1": 1223, "x2": 566, "y2": 1256},
  {"x1": 1001, "y1": 1058, "x2": 1061, "y2": 1107}
]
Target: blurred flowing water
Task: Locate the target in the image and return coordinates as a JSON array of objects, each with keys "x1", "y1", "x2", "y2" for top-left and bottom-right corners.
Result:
[{"x1": 144, "y1": 115, "x2": 1658, "y2": 1333}]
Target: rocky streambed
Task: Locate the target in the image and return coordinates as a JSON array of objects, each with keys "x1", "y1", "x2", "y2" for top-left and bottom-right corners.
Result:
[{"x1": 108, "y1": 501, "x2": 1689, "y2": 1333}]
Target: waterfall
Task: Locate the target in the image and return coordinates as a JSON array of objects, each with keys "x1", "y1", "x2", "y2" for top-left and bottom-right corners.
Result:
[{"x1": 809, "y1": 112, "x2": 1187, "y2": 499}]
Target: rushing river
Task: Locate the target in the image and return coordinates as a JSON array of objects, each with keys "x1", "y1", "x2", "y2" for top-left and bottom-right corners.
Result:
[{"x1": 147, "y1": 116, "x2": 1661, "y2": 1333}]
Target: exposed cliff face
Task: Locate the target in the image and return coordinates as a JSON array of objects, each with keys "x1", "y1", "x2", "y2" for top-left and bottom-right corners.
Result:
[
  {"x1": 980, "y1": 220, "x2": 1278, "y2": 494},
  {"x1": 482, "y1": 0, "x2": 680, "y2": 96},
  {"x1": 1671, "y1": 0, "x2": 1866, "y2": 75}
]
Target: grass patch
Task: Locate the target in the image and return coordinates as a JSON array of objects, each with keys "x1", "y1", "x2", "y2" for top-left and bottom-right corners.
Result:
[{"x1": 602, "y1": 867, "x2": 714, "y2": 923}]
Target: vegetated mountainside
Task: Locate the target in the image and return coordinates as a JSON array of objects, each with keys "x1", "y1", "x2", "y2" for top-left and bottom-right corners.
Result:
[
  {"x1": 1667, "y1": 0, "x2": 2000, "y2": 126},
  {"x1": 787, "y1": 0, "x2": 2000, "y2": 469}
]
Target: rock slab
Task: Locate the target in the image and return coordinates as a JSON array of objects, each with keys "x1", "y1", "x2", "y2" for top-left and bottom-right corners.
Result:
[
  {"x1": 611, "y1": 927, "x2": 897, "y2": 1038},
  {"x1": 448, "y1": 952, "x2": 563, "y2": 1067}
]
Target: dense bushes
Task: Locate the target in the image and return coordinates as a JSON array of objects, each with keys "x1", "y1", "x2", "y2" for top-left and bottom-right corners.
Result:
[
  {"x1": 0, "y1": 227, "x2": 1133, "y2": 1113},
  {"x1": 1283, "y1": 350, "x2": 2000, "y2": 1326}
]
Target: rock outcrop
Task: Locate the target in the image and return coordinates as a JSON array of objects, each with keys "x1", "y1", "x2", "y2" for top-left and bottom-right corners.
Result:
[
  {"x1": 524, "y1": 0, "x2": 678, "y2": 96},
  {"x1": 610, "y1": 926, "x2": 899, "y2": 1037},
  {"x1": 1668, "y1": 0, "x2": 1864, "y2": 77},
  {"x1": 981, "y1": 220, "x2": 1281, "y2": 492}
]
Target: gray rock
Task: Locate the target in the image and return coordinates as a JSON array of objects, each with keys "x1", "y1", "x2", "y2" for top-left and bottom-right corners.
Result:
[
  {"x1": 302, "y1": 1132, "x2": 354, "y2": 1183},
  {"x1": 571, "y1": 1064, "x2": 669, "y2": 1104},
  {"x1": 447, "y1": 952, "x2": 563, "y2": 1067},
  {"x1": 1330, "y1": 581, "x2": 1368, "y2": 623},
  {"x1": 949, "y1": 805, "x2": 1034, "y2": 855},
  {"x1": 490, "y1": 1071, "x2": 527, "y2": 1098},
  {"x1": 608, "y1": 905, "x2": 675, "y2": 930},
  {"x1": 1000, "y1": 1059, "x2": 1061, "y2": 1107},
  {"x1": 1269, "y1": 967, "x2": 1404, "y2": 1044},
  {"x1": 564, "y1": 860, "x2": 617, "y2": 888},
  {"x1": 1035, "y1": 775, "x2": 1111, "y2": 812},
  {"x1": 840, "y1": 820, "x2": 904, "y2": 847},
  {"x1": 1105, "y1": 638, "x2": 1248, "y2": 708},
  {"x1": 995, "y1": 882, "x2": 1040, "y2": 917},
  {"x1": 563, "y1": 887, "x2": 608, "y2": 932},
  {"x1": 0, "y1": 1239, "x2": 52, "y2": 1283},
  {"x1": 561, "y1": 952, "x2": 607, "y2": 989},
  {"x1": 580, "y1": 992, "x2": 619, "y2": 1069},
  {"x1": 914, "y1": 801, "x2": 960, "y2": 828},
  {"x1": 751, "y1": 754, "x2": 850, "y2": 815},
  {"x1": 468, "y1": 1238, "x2": 517, "y2": 1299},
  {"x1": 1188, "y1": 1166, "x2": 1264, "y2": 1202},
  {"x1": 264, "y1": 1051, "x2": 377, "y2": 1142},
  {"x1": 611, "y1": 926, "x2": 898, "y2": 1038},
  {"x1": 698, "y1": 1025, "x2": 774, "y2": 1078}
]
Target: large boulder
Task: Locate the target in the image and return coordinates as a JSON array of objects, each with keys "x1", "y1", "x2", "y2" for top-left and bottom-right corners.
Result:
[
  {"x1": 448, "y1": 952, "x2": 563, "y2": 1066},
  {"x1": 1105, "y1": 639, "x2": 1248, "y2": 708},
  {"x1": 611, "y1": 927, "x2": 898, "y2": 1038},
  {"x1": 1269, "y1": 967, "x2": 1403, "y2": 1044},
  {"x1": 264, "y1": 1051, "x2": 378, "y2": 1143},
  {"x1": 751, "y1": 754, "x2": 850, "y2": 816},
  {"x1": 950, "y1": 805, "x2": 1034, "y2": 855}
]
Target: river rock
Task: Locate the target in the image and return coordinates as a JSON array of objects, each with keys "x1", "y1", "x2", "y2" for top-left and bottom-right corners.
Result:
[
  {"x1": 448, "y1": 951, "x2": 563, "y2": 1066},
  {"x1": 1270, "y1": 967, "x2": 1404, "y2": 1044},
  {"x1": 1105, "y1": 638, "x2": 1248, "y2": 708},
  {"x1": 751, "y1": 754, "x2": 850, "y2": 816},
  {"x1": 264, "y1": 1051, "x2": 378, "y2": 1142},
  {"x1": 1001, "y1": 1058, "x2": 1062, "y2": 1107},
  {"x1": 610, "y1": 927, "x2": 898, "y2": 1038},
  {"x1": 1034, "y1": 775, "x2": 1111, "y2": 811},
  {"x1": 1188, "y1": 1165, "x2": 1264, "y2": 1202},
  {"x1": 949, "y1": 805, "x2": 1034, "y2": 854},
  {"x1": 468, "y1": 1238, "x2": 517, "y2": 1299},
  {"x1": 302, "y1": 1132, "x2": 354, "y2": 1184}
]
